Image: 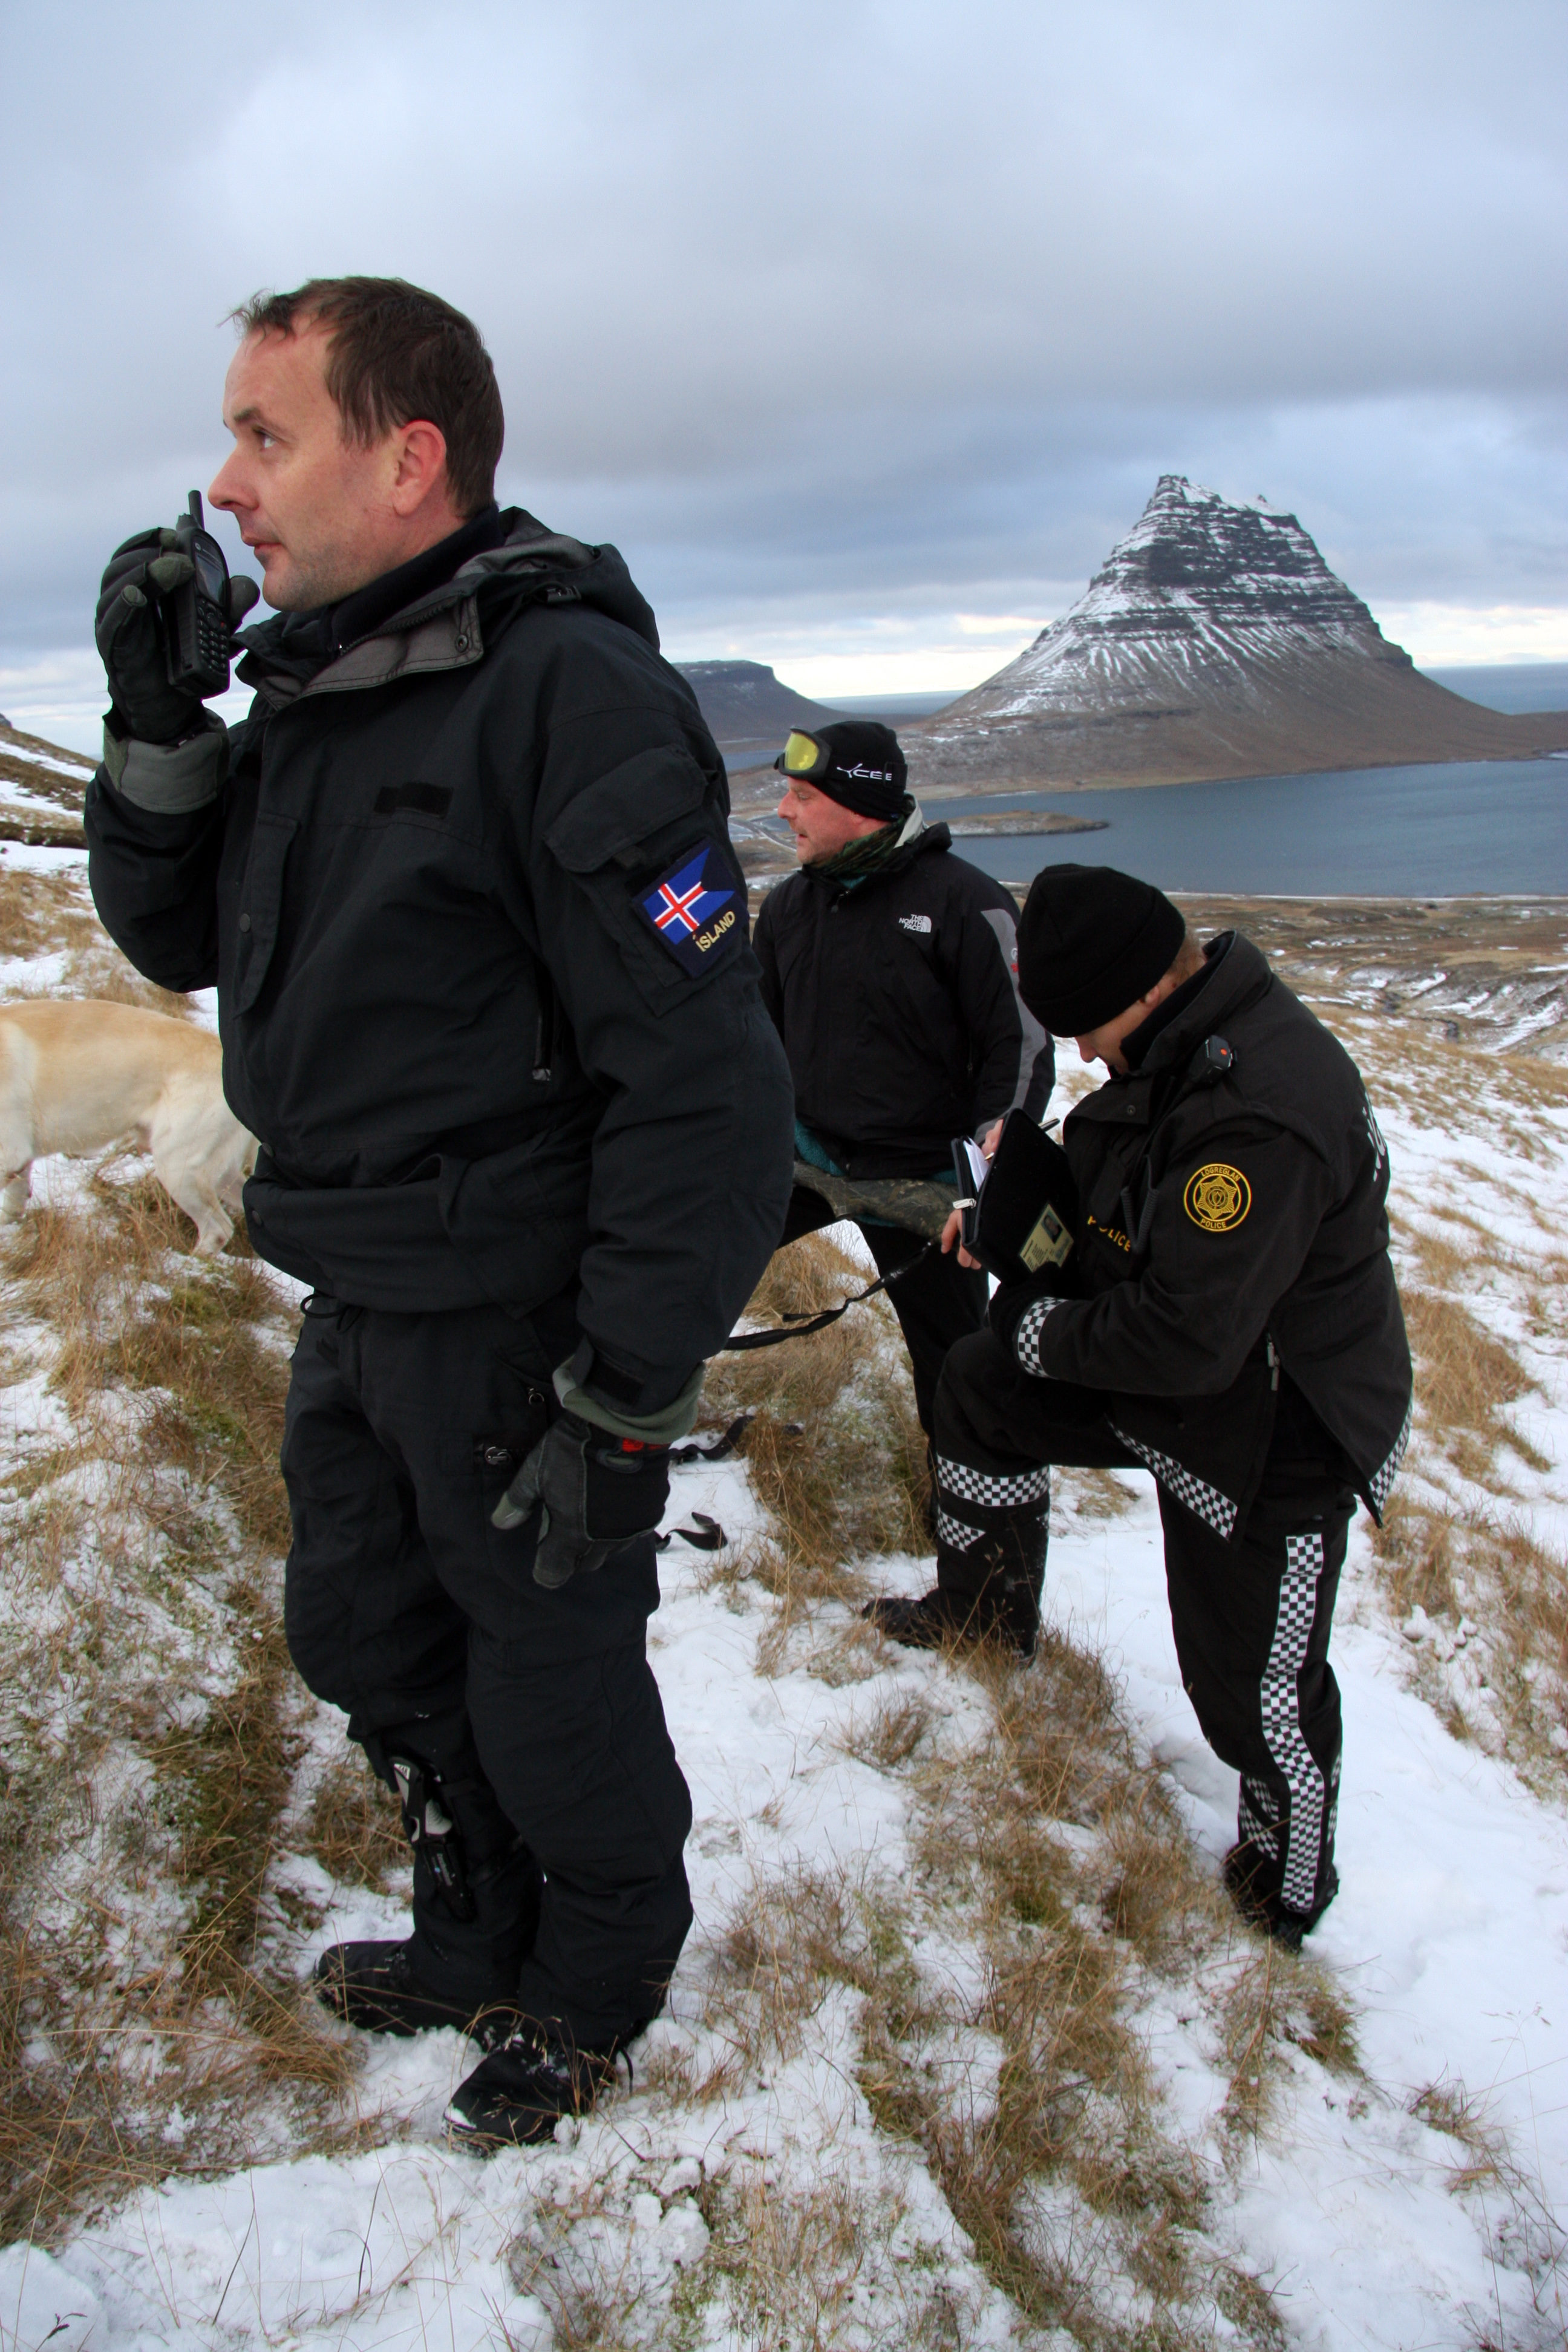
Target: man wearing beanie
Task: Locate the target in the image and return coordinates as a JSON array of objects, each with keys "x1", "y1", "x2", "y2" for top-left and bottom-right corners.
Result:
[
  {"x1": 752, "y1": 722, "x2": 1053, "y2": 1436},
  {"x1": 866, "y1": 864, "x2": 1412, "y2": 1947}
]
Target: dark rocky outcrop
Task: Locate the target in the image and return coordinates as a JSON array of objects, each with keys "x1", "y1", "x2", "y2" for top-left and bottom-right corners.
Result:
[
  {"x1": 675, "y1": 660, "x2": 839, "y2": 749},
  {"x1": 906, "y1": 477, "x2": 1568, "y2": 794}
]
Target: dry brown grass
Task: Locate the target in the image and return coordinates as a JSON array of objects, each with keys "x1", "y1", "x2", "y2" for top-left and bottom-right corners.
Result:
[
  {"x1": 1366, "y1": 1172, "x2": 1568, "y2": 1794},
  {"x1": 1374, "y1": 1495, "x2": 1568, "y2": 1789},
  {"x1": 0, "y1": 864, "x2": 189, "y2": 1011},
  {"x1": 694, "y1": 1621, "x2": 1333, "y2": 2348},
  {"x1": 0, "y1": 1160, "x2": 366, "y2": 2244},
  {"x1": 1399, "y1": 1284, "x2": 1547, "y2": 1484},
  {"x1": 701, "y1": 1230, "x2": 932, "y2": 1667},
  {"x1": 305, "y1": 1750, "x2": 408, "y2": 1894}
]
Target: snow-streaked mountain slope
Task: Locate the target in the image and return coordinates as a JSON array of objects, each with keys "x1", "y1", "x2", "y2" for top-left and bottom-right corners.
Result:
[
  {"x1": 0, "y1": 721, "x2": 91, "y2": 845},
  {"x1": 908, "y1": 477, "x2": 1568, "y2": 792}
]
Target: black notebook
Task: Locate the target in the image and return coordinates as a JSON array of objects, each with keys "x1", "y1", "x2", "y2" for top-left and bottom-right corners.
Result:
[{"x1": 950, "y1": 1110, "x2": 1080, "y2": 1289}]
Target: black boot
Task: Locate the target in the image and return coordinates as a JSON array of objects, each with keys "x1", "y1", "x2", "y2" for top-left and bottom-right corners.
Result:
[
  {"x1": 866, "y1": 1464, "x2": 1047, "y2": 1659},
  {"x1": 864, "y1": 1582, "x2": 1037, "y2": 1658},
  {"x1": 445, "y1": 2028, "x2": 619, "y2": 2151},
  {"x1": 312, "y1": 1939, "x2": 520, "y2": 2047},
  {"x1": 1223, "y1": 1841, "x2": 1339, "y2": 1949},
  {"x1": 316, "y1": 1722, "x2": 541, "y2": 2036}
]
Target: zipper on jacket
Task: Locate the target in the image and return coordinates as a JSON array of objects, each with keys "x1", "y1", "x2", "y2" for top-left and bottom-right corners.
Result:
[
  {"x1": 1266, "y1": 1334, "x2": 1279, "y2": 1391},
  {"x1": 532, "y1": 965, "x2": 557, "y2": 1083}
]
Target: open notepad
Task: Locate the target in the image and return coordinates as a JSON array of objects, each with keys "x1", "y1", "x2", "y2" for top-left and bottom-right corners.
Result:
[{"x1": 950, "y1": 1109, "x2": 1080, "y2": 1289}]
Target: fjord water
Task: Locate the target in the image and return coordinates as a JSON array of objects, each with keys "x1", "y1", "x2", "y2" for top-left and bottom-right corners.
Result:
[{"x1": 938, "y1": 756, "x2": 1567, "y2": 897}]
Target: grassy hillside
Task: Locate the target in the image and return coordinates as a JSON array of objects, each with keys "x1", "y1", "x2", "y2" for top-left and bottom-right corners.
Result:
[{"x1": 1, "y1": 858, "x2": 1564, "y2": 2348}]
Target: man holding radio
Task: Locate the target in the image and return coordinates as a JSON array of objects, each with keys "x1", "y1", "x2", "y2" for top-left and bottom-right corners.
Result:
[
  {"x1": 866, "y1": 864, "x2": 1411, "y2": 1947},
  {"x1": 85, "y1": 276, "x2": 794, "y2": 2141}
]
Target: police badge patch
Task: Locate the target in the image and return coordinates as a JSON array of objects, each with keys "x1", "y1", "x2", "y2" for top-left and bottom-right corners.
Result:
[
  {"x1": 1183, "y1": 1163, "x2": 1252, "y2": 1233},
  {"x1": 636, "y1": 843, "x2": 741, "y2": 977}
]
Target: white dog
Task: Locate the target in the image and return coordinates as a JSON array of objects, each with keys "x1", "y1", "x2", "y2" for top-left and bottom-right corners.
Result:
[{"x1": 0, "y1": 999, "x2": 256, "y2": 1255}]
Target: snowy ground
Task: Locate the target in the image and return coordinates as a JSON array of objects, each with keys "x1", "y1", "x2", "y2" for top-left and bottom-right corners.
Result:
[{"x1": 2, "y1": 878, "x2": 1566, "y2": 2349}]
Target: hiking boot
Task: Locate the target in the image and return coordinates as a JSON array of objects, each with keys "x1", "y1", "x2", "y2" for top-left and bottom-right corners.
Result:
[
  {"x1": 445, "y1": 2028, "x2": 618, "y2": 2151},
  {"x1": 862, "y1": 1585, "x2": 1037, "y2": 1660},
  {"x1": 312, "y1": 1939, "x2": 520, "y2": 2048},
  {"x1": 1222, "y1": 1846, "x2": 1338, "y2": 1950}
]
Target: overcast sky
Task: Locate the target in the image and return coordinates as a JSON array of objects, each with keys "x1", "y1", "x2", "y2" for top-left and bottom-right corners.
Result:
[{"x1": 3, "y1": 0, "x2": 1565, "y2": 747}]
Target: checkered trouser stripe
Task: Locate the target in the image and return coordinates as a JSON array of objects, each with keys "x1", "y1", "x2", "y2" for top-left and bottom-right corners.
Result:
[
  {"x1": 1261, "y1": 1530, "x2": 1328, "y2": 1914},
  {"x1": 936, "y1": 1455, "x2": 1051, "y2": 1511},
  {"x1": 936, "y1": 1508, "x2": 985, "y2": 1552},
  {"x1": 1238, "y1": 1774, "x2": 1280, "y2": 1860},
  {"x1": 1014, "y1": 1297, "x2": 1053, "y2": 1376},
  {"x1": 1108, "y1": 1426, "x2": 1238, "y2": 1541},
  {"x1": 1368, "y1": 1400, "x2": 1412, "y2": 1517}
]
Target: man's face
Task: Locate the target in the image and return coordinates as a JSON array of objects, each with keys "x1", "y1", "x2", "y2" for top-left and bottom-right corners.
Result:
[
  {"x1": 777, "y1": 776, "x2": 886, "y2": 865},
  {"x1": 1074, "y1": 985, "x2": 1171, "y2": 1073},
  {"x1": 209, "y1": 325, "x2": 418, "y2": 611}
]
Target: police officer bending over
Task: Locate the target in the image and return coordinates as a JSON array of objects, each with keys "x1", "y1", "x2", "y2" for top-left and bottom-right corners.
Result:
[
  {"x1": 865, "y1": 865, "x2": 1411, "y2": 1945},
  {"x1": 86, "y1": 277, "x2": 793, "y2": 2141},
  {"x1": 754, "y1": 722, "x2": 1052, "y2": 1437}
]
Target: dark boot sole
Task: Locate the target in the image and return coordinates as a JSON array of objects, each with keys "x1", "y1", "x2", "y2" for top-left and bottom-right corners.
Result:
[
  {"x1": 862, "y1": 1596, "x2": 1036, "y2": 1661},
  {"x1": 443, "y1": 2100, "x2": 567, "y2": 2151}
]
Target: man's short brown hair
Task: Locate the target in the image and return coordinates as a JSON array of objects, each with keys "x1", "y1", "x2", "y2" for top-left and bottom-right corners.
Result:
[
  {"x1": 1165, "y1": 923, "x2": 1207, "y2": 984},
  {"x1": 231, "y1": 277, "x2": 504, "y2": 515}
]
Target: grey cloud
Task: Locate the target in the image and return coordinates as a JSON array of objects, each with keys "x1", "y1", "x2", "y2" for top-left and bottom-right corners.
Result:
[{"x1": 2, "y1": 0, "x2": 1564, "y2": 673}]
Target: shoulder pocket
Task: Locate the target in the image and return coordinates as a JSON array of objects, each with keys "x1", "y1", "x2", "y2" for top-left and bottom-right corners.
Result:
[
  {"x1": 544, "y1": 743, "x2": 709, "y2": 873},
  {"x1": 544, "y1": 746, "x2": 746, "y2": 1007}
]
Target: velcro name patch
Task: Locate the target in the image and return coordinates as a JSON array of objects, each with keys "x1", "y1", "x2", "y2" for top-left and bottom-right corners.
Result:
[{"x1": 636, "y1": 843, "x2": 741, "y2": 977}]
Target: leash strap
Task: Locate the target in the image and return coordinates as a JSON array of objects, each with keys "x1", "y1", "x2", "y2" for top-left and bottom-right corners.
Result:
[{"x1": 720, "y1": 1237, "x2": 938, "y2": 1352}]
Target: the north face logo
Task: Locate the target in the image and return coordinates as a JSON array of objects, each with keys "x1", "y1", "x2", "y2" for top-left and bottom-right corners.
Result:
[{"x1": 898, "y1": 913, "x2": 932, "y2": 935}]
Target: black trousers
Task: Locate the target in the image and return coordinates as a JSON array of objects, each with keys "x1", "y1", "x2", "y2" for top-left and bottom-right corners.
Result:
[
  {"x1": 934, "y1": 1331, "x2": 1353, "y2": 1920},
  {"x1": 779, "y1": 1183, "x2": 988, "y2": 1435},
  {"x1": 281, "y1": 1291, "x2": 693, "y2": 2050}
]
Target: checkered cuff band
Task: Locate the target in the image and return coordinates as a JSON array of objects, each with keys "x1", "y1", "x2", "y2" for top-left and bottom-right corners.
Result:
[{"x1": 936, "y1": 1455, "x2": 1051, "y2": 1511}]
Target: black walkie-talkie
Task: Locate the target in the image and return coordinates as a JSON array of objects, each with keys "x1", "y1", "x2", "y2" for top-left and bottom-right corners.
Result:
[{"x1": 163, "y1": 491, "x2": 233, "y2": 699}]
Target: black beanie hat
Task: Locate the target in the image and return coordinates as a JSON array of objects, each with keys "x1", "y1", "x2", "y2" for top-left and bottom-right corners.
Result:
[
  {"x1": 774, "y1": 720, "x2": 907, "y2": 821},
  {"x1": 1015, "y1": 864, "x2": 1186, "y2": 1036}
]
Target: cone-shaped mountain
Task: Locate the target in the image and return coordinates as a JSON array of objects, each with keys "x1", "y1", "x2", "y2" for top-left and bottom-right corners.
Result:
[{"x1": 906, "y1": 477, "x2": 1567, "y2": 793}]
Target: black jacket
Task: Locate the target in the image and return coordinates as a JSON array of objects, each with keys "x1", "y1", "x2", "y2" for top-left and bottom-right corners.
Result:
[
  {"x1": 753, "y1": 825, "x2": 1053, "y2": 1177},
  {"x1": 85, "y1": 509, "x2": 794, "y2": 1413},
  {"x1": 1014, "y1": 932, "x2": 1411, "y2": 1535}
]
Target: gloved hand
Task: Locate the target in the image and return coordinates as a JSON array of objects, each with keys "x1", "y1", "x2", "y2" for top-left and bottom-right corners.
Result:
[
  {"x1": 94, "y1": 531, "x2": 260, "y2": 743},
  {"x1": 987, "y1": 1273, "x2": 1068, "y2": 1372},
  {"x1": 491, "y1": 1411, "x2": 671, "y2": 1589}
]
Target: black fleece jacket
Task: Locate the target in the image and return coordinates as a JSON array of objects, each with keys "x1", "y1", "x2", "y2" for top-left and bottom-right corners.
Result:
[
  {"x1": 753, "y1": 825, "x2": 1053, "y2": 1177},
  {"x1": 85, "y1": 508, "x2": 794, "y2": 1412}
]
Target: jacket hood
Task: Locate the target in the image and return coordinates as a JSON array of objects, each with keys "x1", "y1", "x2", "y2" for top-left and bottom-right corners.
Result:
[{"x1": 235, "y1": 508, "x2": 659, "y2": 698}]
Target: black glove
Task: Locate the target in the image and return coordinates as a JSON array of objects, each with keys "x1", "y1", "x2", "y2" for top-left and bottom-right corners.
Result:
[
  {"x1": 491, "y1": 1412, "x2": 671, "y2": 1590},
  {"x1": 94, "y1": 531, "x2": 259, "y2": 743},
  {"x1": 987, "y1": 1272, "x2": 1069, "y2": 1371}
]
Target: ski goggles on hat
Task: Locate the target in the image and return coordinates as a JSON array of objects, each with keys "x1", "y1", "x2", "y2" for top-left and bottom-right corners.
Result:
[{"x1": 776, "y1": 731, "x2": 833, "y2": 781}]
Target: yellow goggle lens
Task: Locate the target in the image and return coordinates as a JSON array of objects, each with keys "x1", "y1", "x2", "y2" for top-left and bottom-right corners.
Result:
[{"x1": 782, "y1": 731, "x2": 821, "y2": 775}]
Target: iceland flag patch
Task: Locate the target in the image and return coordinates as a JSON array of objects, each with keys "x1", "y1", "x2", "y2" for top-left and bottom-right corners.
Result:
[{"x1": 636, "y1": 843, "x2": 741, "y2": 977}]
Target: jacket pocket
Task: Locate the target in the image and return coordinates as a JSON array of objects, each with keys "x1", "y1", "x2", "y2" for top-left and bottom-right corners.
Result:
[
  {"x1": 231, "y1": 811, "x2": 298, "y2": 1011},
  {"x1": 545, "y1": 745, "x2": 745, "y2": 1008},
  {"x1": 544, "y1": 743, "x2": 709, "y2": 869}
]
